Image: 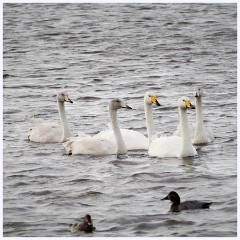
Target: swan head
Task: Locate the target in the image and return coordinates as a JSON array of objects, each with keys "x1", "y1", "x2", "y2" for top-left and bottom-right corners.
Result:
[
  {"x1": 193, "y1": 86, "x2": 203, "y2": 98},
  {"x1": 178, "y1": 96, "x2": 195, "y2": 110},
  {"x1": 144, "y1": 92, "x2": 161, "y2": 106},
  {"x1": 57, "y1": 91, "x2": 73, "y2": 103},
  {"x1": 109, "y1": 98, "x2": 132, "y2": 111}
]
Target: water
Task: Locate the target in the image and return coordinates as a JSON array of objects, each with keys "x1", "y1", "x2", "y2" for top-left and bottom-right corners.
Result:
[{"x1": 3, "y1": 3, "x2": 237, "y2": 237}]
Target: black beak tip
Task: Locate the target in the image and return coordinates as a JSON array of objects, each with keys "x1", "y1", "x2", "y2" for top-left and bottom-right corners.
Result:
[
  {"x1": 162, "y1": 196, "x2": 168, "y2": 200},
  {"x1": 191, "y1": 104, "x2": 195, "y2": 109},
  {"x1": 126, "y1": 105, "x2": 132, "y2": 109}
]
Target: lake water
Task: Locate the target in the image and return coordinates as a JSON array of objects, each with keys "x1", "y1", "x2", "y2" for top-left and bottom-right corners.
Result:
[{"x1": 3, "y1": 3, "x2": 237, "y2": 237}]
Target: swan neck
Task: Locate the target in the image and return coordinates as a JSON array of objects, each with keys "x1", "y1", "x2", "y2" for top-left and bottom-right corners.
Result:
[
  {"x1": 58, "y1": 101, "x2": 70, "y2": 142},
  {"x1": 109, "y1": 108, "x2": 127, "y2": 154},
  {"x1": 179, "y1": 108, "x2": 191, "y2": 147},
  {"x1": 195, "y1": 97, "x2": 203, "y2": 126},
  {"x1": 145, "y1": 103, "x2": 156, "y2": 144}
]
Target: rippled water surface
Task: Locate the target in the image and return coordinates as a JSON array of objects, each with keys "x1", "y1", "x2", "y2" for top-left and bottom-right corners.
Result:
[{"x1": 3, "y1": 3, "x2": 237, "y2": 237}]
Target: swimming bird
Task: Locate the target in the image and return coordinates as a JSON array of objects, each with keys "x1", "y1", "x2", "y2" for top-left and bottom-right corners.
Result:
[
  {"x1": 94, "y1": 92, "x2": 160, "y2": 150},
  {"x1": 162, "y1": 191, "x2": 212, "y2": 212},
  {"x1": 148, "y1": 96, "x2": 197, "y2": 158},
  {"x1": 26, "y1": 90, "x2": 73, "y2": 143},
  {"x1": 69, "y1": 214, "x2": 95, "y2": 233},
  {"x1": 63, "y1": 98, "x2": 132, "y2": 155},
  {"x1": 174, "y1": 86, "x2": 214, "y2": 144}
]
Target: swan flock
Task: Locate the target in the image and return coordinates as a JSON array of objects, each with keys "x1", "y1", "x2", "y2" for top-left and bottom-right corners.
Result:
[{"x1": 26, "y1": 87, "x2": 213, "y2": 158}]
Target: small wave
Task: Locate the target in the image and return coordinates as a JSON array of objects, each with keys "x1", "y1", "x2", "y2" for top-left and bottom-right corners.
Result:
[
  {"x1": 4, "y1": 221, "x2": 31, "y2": 228},
  {"x1": 133, "y1": 222, "x2": 161, "y2": 231},
  {"x1": 76, "y1": 96, "x2": 102, "y2": 101},
  {"x1": 68, "y1": 178, "x2": 103, "y2": 184},
  {"x1": 21, "y1": 190, "x2": 53, "y2": 196},
  {"x1": 12, "y1": 182, "x2": 29, "y2": 187},
  {"x1": 131, "y1": 172, "x2": 161, "y2": 179},
  {"x1": 3, "y1": 73, "x2": 12, "y2": 79},
  {"x1": 79, "y1": 190, "x2": 104, "y2": 198},
  {"x1": 177, "y1": 21, "x2": 191, "y2": 25},
  {"x1": 47, "y1": 67, "x2": 67, "y2": 71},
  {"x1": 163, "y1": 219, "x2": 195, "y2": 226}
]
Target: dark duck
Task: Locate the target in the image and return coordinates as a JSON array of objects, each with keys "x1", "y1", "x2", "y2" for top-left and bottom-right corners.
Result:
[
  {"x1": 162, "y1": 191, "x2": 212, "y2": 212},
  {"x1": 69, "y1": 214, "x2": 95, "y2": 233}
]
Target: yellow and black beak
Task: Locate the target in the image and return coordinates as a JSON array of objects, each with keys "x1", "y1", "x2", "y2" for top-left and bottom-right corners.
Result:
[
  {"x1": 151, "y1": 96, "x2": 161, "y2": 106},
  {"x1": 186, "y1": 100, "x2": 195, "y2": 109},
  {"x1": 195, "y1": 92, "x2": 199, "y2": 98},
  {"x1": 65, "y1": 99, "x2": 73, "y2": 103}
]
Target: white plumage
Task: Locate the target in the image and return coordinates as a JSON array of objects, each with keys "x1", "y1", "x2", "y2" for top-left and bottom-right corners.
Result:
[
  {"x1": 94, "y1": 92, "x2": 161, "y2": 150},
  {"x1": 26, "y1": 90, "x2": 72, "y2": 143},
  {"x1": 174, "y1": 86, "x2": 214, "y2": 144},
  {"x1": 63, "y1": 98, "x2": 131, "y2": 155},
  {"x1": 149, "y1": 96, "x2": 197, "y2": 158}
]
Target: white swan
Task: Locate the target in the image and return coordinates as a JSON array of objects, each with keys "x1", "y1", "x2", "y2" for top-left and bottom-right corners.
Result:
[
  {"x1": 26, "y1": 90, "x2": 73, "y2": 143},
  {"x1": 144, "y1": 92, "x2": 161, "y2": 145},
  {"x1": 149, "y1": 96, "x2": 197, "y2": 158},
  {"x1": 63, "y1": 98, "x2": 131, "y2": 155},
  {"x1": 174, "y1": 86, "x2": 214, "y2": 144},
  {"x1": 94, "y1": 92, "x2": 161, "y2": 150}
]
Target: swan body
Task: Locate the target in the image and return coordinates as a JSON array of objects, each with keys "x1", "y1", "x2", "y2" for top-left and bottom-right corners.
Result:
[
  {"x1": 63, "y1": 98, "x2": 131, "y2": 155},
  {"x1": 26, "y1": 90, "x2": 73, "y2": 143},
  {"x1": 174, "y1": 87, "x2": 214, "y2": 144},
  {"x1": 149, "y1": 96, "x2": 197, "y2": 158},
  {"x1": 93, "y1": 92, "x2": 160, "y2": 150},
  {"x1": 94, "y1": 128, "x2": 149, "y2": 150}
]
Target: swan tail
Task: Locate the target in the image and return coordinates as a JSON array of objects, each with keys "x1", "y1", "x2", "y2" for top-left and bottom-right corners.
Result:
[{"x1": 62, "y1": 141, "x2": 73, "y2": 155}]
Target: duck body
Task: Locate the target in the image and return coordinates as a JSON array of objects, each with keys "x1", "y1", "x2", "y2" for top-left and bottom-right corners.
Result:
[
  {"x1": 171, "y1": 200, "x2": 212, "y2": 212},
  {"x1": 69, "y1": 214, "x2": 95, "y2": 233},
  {"x1": 162, "y1": 191, "x2": 212, "y2": 212}
]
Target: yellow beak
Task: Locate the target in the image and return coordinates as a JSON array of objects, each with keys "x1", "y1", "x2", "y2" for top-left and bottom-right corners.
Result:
[
  {"x1": 186, "y1": 100, "x2": 191, "y2": 108},
  {"x1": 151, "y1": 96, "x2": 157, "y2": 105}
]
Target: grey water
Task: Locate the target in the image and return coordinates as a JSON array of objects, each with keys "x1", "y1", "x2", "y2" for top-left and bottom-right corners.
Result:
[{"x1": 3, "y1": 3, "x2": 237, "y2": 237}]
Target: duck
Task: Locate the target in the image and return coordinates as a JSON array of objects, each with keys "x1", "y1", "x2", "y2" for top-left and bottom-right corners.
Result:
[
  {"x1": 69, "y1": 214, "x2": 95, "y2": 233},
  {"x1": 174, "y1": 86, "x2": 214, "y2": 144},
  {"x1": 63, "y1": 98, "x2": 131, "y2": 155},
  {"x1": 94, "y1": 92, "x2": 160, "y2": 150},
  {"x1": 148, "y1": 96, "x2": 197, "y2": 158},
  {"x1": 162, "y1": 191, "x2": 212, "y2": 212},
  {"x1": 26, "y1": 90, "x2": 73, "y2": 143}
]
